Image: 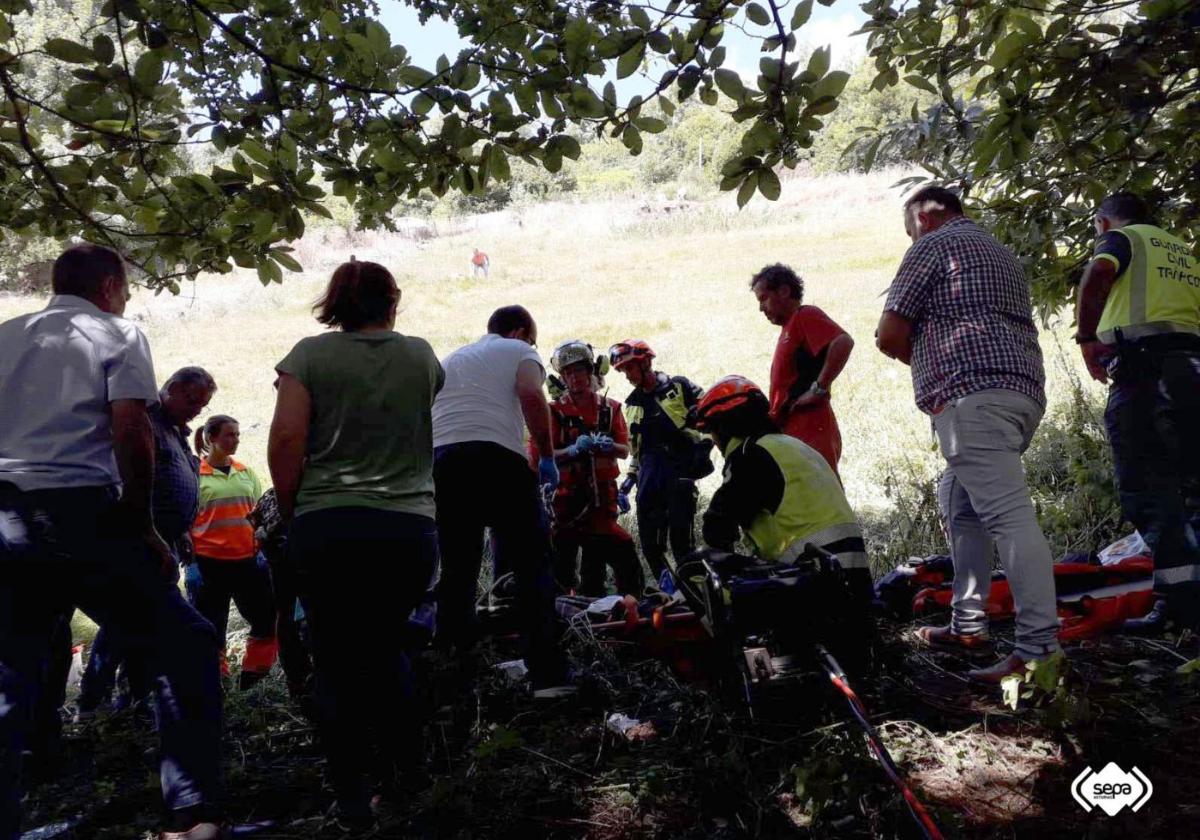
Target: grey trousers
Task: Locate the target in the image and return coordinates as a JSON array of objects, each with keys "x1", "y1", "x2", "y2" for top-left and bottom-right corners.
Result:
[{"x1": 933, "y1": 389, "x2": 1060, "y2": 658}]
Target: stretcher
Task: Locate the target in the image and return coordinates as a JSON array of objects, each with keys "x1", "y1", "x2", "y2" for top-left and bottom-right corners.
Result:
[{"x1": 877, "y1": 554, "x2": 1155, "y2": 641}]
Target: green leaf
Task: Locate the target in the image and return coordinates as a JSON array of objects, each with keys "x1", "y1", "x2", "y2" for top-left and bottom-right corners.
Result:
[
  {"x1": 810, "y1": 70, "x2": 849, "y2": 101},
  {"x1": 634, "y1": 116, "x2": 666, "y2": 133},
  {"x1": 791, "y1": 0, "x2": 814, "y2": 31},
  {"x1": 745, "y1": 3, "x2": 771, "y2": 26},
  {"x1": 135, "y1": 51, "x2": 164, "y2": 89},
  {"x1": 806, "y1": 46, "x2": 830, "y2": 79},
  {"x1": 989, "y1": 32, "x2": 1027, "y2": 69},
  {"x1": 903, "y1": 74, "x2": 938, "y2": 95},
  {"x1": 621, "y1": 123, "x2": 643, "y2": 155},
  {"x1": 44, "y1": 38, "x2": 94, "y2": 64},
  {"x1": 1001, "y1": 674, "x2": 1022, "y2": 710},
  {"x1": 629, "y1": 6, "x2": 652, "y2": 30},
  {"x1": 270, "y1": 248, "x2": 303, "y2": 272},
  {"x1": 860, "y1": 135, "x2": 882, "y2": 171},
  {"x1": 757, "y1": 168, "x2": 781, "y2": 200},
  {"x1": 713, "y1": 68, "x2": 744, "y2": 100},
  {"x1": 413, "y1": 93, "x2": 435, "y2": 115},
  {"x1": 91, "y1": 35, "x2": 114, "y2": 64},
  {"x1": 617, "y1": 42, "x2": 644, "y2": 80},
  {"x1": 736, "y1": 172, "x2": 758, "y2": 208},
  {"x1": 320, "y1": 10, "x2": 343, "y2": 37},
  {"x1": 257, "y1": 258, "x2": 282, "y2": 285},
  {"x1": 549, "y1": 134, "x2": 581, "y2": 160}
]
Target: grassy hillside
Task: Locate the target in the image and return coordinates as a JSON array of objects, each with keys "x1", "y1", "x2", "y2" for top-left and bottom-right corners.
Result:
[{"x1": 0, "y1": 169, "x2": 1092, "y2": 548}]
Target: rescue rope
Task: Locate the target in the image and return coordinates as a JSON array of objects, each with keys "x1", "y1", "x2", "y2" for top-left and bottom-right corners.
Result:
[{"x1": 815, "y1": 645, "x2": 944, "y2": 840}]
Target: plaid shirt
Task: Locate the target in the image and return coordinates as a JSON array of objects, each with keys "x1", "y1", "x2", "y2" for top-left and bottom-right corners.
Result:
[
  {"x1": 149, "y1": 403, "x2": 200, "y2": 542},
  {"x1": 885, "y1": 216, "x2": 1045, "y2": 414}
]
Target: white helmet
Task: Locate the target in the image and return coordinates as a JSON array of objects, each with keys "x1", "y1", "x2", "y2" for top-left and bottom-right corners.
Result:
[{"x1": 550, "y1": 339, "x2": 595, "y2": 374}]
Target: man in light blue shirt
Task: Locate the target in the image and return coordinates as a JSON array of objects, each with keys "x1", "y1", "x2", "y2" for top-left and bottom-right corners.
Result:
[{"x1": 0, "y1": 245, "x2": 223, "y2": 840}]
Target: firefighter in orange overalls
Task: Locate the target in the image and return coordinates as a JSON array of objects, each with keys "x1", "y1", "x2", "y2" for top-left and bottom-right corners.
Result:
[{"x1": 534, "y1": 340, "x2": 645, "y2": 597}]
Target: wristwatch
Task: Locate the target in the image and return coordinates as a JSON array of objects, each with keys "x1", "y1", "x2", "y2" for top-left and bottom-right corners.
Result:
[
  {"x1": 808, "y1": 382, "x2": 830, "y2": 397},
  {"x1": 1073, "y1": 333, "x2": 1098, "y2": 345}
]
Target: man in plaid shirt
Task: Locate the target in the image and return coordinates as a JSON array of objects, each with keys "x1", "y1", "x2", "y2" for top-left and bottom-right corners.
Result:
[{"x1": 876, "y1": 186, "x2": 1060, "y2": 683}]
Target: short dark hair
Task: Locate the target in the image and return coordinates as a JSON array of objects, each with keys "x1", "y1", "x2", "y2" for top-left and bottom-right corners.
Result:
[
  {"x1": 314, "y1": 260, "x2": 400, "y2": 331},
  {"x1": 52, "y1": 243, "x2": 126, "y2": 299},
  {"x1": 487, "y1": 305, "x2": 534, "y2": 336},
  {"x1": 750, "y1": 263, "x2": 804, "y2": 302},
  {"x1": 904, "y1": 185, "x2": 964, "y2": 217},
  {"x1": 1099, "y1": 192, "x2": 1151, "y2": 224}
]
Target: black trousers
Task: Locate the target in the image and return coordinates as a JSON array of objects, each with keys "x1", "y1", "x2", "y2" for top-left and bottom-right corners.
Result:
[
  {"x1": 1105, "y1": 337, "x2": 1200, "y2": 626},
  {"x1": 636, "y1": 479, "x2": 698, "y2": 580},
  {"x1": 554, "y1": 528, "x2": 645, "y2": 597},
  {"x1": 289, "y1": 506, "x2": 437, "y2": 820},
  {"x1": 433, "y1": 442, "x2": 566, "y2": 686}
]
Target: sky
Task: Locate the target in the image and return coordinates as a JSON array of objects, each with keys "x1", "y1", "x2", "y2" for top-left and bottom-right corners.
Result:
[{"x1": 375, "y1": 0, "x2": 871, "y2": 86}]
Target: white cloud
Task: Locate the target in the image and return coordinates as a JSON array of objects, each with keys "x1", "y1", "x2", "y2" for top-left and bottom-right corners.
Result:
[{"x1": 798, "y1": 12, "x2": 867, "y2": 70}]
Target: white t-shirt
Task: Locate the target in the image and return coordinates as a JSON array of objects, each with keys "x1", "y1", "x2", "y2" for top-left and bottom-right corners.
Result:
[
  {"x1": 432, "y1": 333, "x2": 543, "y2": 456},
  {"x1": 0, "y1": 295, "x2": 158, "y2": 491}
]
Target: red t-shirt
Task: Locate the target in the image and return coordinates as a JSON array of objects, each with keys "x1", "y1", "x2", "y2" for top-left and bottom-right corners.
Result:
[{"x1": 768, "y1": 305, "x2": 847, "y2": 424}]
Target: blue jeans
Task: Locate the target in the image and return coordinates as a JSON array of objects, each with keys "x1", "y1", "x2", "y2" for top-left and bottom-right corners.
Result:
[
  {"x1": 1106, "y1": 337, "x2": 1200, "y2": 626},
  {"x1": 289, "y1": 506, "x2": 437, "y2": 821},
  {"x1": 0, "y1": 484, "x2": 222, "y2": 838}
]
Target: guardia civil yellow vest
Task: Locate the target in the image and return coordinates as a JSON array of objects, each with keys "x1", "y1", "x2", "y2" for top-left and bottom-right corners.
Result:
[
  {"x1": 1097, "y1": 224, "x2": 1200, "y2": 344},
  {"x1": 725, "y1": 434, "x2": 867, "y2": 570}
]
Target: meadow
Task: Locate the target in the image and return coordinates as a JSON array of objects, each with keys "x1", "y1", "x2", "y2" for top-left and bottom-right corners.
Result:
[{"x1": 0, "y1": 170, "x2": 1096, "y2": 559}]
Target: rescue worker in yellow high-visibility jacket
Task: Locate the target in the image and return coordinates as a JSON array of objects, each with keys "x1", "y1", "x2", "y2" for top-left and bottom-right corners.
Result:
[
  {"x1": 190, "y1": 413, "x2": 278, "y2": 687},
  {"x1": 1076, "y1": 191, "x2": 1200, "y2": 633},
  {"x1": 694, "y1": 375, "x2": 873, "y2": 606}
]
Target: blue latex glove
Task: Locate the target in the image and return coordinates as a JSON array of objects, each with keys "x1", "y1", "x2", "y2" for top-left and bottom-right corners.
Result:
[
  {"x1": 620, "y1": 475, "x2": 636, "y2": 496},
  {"x1": 594, "y1": 434, "x2": 616, "y2": 453},
  {"x1": 617, "y1": 492, "x2": 630, "y2": 514},
  {"x1": 538, "y1": 455, "x2": 560, "y2": 491},
  {"x1": 573, "y1": 434, "x2": 595, "y2": 454},
  {"x1": 184, "y1": 561, "x2": 202, "y2": 590}
]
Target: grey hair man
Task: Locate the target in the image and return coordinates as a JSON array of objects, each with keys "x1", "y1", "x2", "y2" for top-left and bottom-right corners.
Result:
[{"x1": 876, "y1": 186, "x2": 1060, "y2": 684}]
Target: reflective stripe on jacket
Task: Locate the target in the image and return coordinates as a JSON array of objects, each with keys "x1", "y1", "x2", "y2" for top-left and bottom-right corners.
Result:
[{"x1": 191, "y1": 458, "x2": 262, "y2": 560}]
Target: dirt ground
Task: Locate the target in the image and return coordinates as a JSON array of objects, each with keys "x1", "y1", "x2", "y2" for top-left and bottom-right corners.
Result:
[{"x1": 18, "y1": 609, "x2": 1200, "y2": 840}]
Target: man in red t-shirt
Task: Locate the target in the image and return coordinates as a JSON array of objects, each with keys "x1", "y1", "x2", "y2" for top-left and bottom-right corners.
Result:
[
  {"x1": 751, "y1": 263, "x2": 854, "y2": 472},
  {"x1": 530, "y1": 340, "x2": 644, "y2": 596}
]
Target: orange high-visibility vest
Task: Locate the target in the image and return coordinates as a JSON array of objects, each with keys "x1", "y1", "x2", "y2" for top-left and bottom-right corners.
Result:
[{"x1": 191, "y1": 458, "x2": 262, "y2": 560}]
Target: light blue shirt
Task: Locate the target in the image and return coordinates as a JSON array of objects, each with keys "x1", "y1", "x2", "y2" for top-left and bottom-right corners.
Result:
[{"x1": 0, "y1": 295, "x2": 158, "y2": 491}]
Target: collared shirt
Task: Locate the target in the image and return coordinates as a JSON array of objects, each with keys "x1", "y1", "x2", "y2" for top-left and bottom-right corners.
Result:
[
  {"x1": 0, "y1": 294, "x2": 158, "y2": 491},
  {"x1": 191, "y1": 458, "x2": 262, "y2": 560},
  {"x1": 885, "y1": 216, "x2": 1046, "y2": 414},
  {"x1": 149, "y1": 403, "x2": 200, "y2": 542}
]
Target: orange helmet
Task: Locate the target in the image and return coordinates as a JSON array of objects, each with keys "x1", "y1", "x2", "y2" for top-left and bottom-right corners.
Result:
[
  {"x1": 608, "y1": 339, "x2": 655, "y2": 370},
  {"x1": 695, "y1": 375, "x2": 768, "y2": 431}
]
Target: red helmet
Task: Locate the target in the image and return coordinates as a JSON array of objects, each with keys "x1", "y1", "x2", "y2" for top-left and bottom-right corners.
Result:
[
  {"x1": 608, "y1": 339, "x2": 655, "y2": 370},
  {"x1": 695, "y1": 375, "x2": 768, "y2": 431}
]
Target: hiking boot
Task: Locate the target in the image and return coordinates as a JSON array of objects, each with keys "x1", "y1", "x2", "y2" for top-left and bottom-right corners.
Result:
[
  {"x1": 1122, "y1": 598, "x2": 1172, "y2": 635},
  {"x1": 913, "y1": 624, "x2": 994, "y2": 657},
  {"x1": 159, "y1": 822, "x2": 225, "y2": 840},
  {"x1": 967, "y1": 653, "x2": 1035, "y2": 684}
]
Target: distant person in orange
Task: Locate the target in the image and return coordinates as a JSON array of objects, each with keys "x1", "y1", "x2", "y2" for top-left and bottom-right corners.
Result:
[
  {"x1": 751, "y1": 263, "x2": 854, "y2": 472},
  {"x1": 471, "y1": 248, "x2": 490, "y2": 279}
]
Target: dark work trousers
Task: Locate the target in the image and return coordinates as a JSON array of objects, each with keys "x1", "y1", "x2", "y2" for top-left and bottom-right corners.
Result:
[
  {"x1": 190, "y1": 555, "x2": 277, "y2": 659},
  {"x1": 289, "y1": 507, "x2": 437, "y2": 822},
  {"x1": 264, "y1": 542, "x2": 312, "y2": 699},
  {"x1": 635, "y1": 478, "x2": 698, "y2": 580},
  {"x1": 0, "y1": 484, "x2": 221, "y2": 838},
  {"x1": 78, "y1": 558, "x2": 180, "y2": 713},
  {"x1": 1105, "y1": 337, "x2": 1200, "y2": 627},
  {"x1": 433, "y1": 442, "x2": 567, "y2": 687},
  {"x1": 27, "y1": 613, "x2": 72, "y2": 778},
  {"x1": 554, "y1": 527, "x2": 645, "y2": 597}
]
